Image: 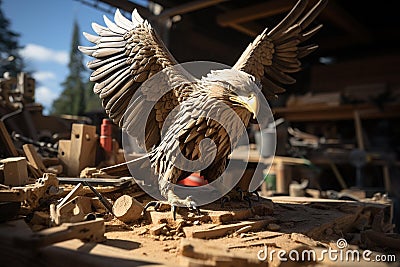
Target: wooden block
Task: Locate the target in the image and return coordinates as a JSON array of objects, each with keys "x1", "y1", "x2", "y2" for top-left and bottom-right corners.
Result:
[
  {"x1": 0, "y1": 188, "x2": 27, "y2": 202},
  {"x1": 149, "y1": 209, "x2": 207, "y2": 225},
  {"x1": 149, "y1": 223, "x2": 168, "y2": 236},
  {"x1": 55, "y1": 196, "x2": 93, "y2": 225},
  {"x1": 30, "y1": 211, "x2": 51, "y2": 226},
  {"x1": 149, "y1": 198, "x2": 274, "y2": 225},
  {"x1": 42, "y1": 157, "x2": 60, "y2": 167},
  {"x1": 46, "y1": 164, "x2": 63, "y2": 175},
  {"x1": 91, "y1": 197, "x2": 107, "y2": 213},
  {"x1": 112, "y1": 195, "x2": 143, "y2": 223},
  {"x1": 183, "y1": 219, "x2": 273, "y2": 239},
  {"x1": 0, "y1": 157, "x2": 28, "y2": 186},
  {"x1": 23, "y1": 144, "x2": 46, "y2": 176},
  {"x1": 19, "y1": 173, "x2": 60, "y2": 209},
  {"x1": 68, "y1": 124, "x2": 97, "y2": 176}
]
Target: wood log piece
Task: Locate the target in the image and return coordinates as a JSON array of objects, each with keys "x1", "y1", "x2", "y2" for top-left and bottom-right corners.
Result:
[{"x1": 112, "y1": 194, "x2": 143, "y2": 223}]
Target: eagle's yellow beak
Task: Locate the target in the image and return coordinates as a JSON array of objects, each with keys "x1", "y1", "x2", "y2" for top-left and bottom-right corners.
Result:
[{"x1": 230, "y1": 94, "x2": 259, "y2": 119}]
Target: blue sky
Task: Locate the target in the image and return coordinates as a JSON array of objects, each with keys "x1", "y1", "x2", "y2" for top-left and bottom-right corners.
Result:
[{"x1": 2, "y1": 0, "x2": 146, "y2": 114}]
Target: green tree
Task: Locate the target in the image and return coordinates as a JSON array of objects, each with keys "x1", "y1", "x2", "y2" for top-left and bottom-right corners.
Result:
[
  {"x1": 84, "y1": 80, "x2": 102, "y2": 113},
  {"x1": 0, "y1": 0, "x2": 25, "y2": 76},
  {"x1": 52, "y1": 21, "x2": 86, "y2": 116}
]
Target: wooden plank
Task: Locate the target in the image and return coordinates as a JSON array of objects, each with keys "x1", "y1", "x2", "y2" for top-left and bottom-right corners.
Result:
[
  {"x1": 217, "y1": 0, "x2": 293, "y2": 26},
  {"x1": 180, "y1": 238, "x2": 264, "y2": 267},
  {"x1": 15, "y1": 218, "x2": 106, "y2": 248},
  {"x1": 0, "y1": 120, "x2": 18, "y2": 157},
  {"x1": 0, "y1": 188, "x2": 27, "y2": 202},
  {"x1": 23, "y1": 144, "x2": 46, "y2": 176},
  {"x1": 223, "y1": 21, "x2": 263, "y2": 37},
  {"x1": 183, "y1": 219, "x2": 273, "y2": 239},
  {"x1": 0, "y1": 220, "x2": 170, "y2": 267},
  {"x1": 273, "y1": 103, "x2": 400, "y2": 122},
  {"x1": 155, "y1": 0, "x2": 227, "y2": 20},
  {"x1": 310, "y1": 55, "x2": 400, "y2": 93}
]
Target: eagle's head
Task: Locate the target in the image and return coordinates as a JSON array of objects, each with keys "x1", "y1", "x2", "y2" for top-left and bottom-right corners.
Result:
[{"x1": 201, "y1": 69, "x2": 261, "y2": 119}]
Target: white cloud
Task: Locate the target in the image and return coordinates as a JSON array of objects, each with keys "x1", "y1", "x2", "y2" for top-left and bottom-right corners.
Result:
[
  {"x1": 21, "y1": 44, "x2": 68, "y2": 65},
  {"x1": 32, "y1": 71, "x2": 56, "y2": 83},
  {"x1": 35, "y1": 86, "x2": 59, "y2": 111}
]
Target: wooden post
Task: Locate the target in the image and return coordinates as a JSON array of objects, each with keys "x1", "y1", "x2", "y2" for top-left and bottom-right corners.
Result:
[
  {"x1": 275, "y1": 160, "x2": 287, "y2": 194},
  {"x1": 353, "y1": 110, "x2": 365, "y2": 150}
]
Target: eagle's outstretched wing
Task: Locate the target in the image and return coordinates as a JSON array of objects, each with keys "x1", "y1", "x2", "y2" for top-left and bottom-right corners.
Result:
[
  {"x1": 79, "y1": 9, "x2": 190, "y2": 150},
  {"x1": 233, "y1": 0, "x2": 328, "y2": 98}
]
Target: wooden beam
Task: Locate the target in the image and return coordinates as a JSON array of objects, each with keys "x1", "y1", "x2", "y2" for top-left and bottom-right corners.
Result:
[
  {"x1": 98, "y1": 0, "x2": 151, "y2": 16},
  {"x1": 229, "y1": 22, "x2": 264, "y2": 37},
  {"x1": 154, "y1": 0, "x2": 227, "y2": 20},
  {"x1": 217, "y1": 0, "x2": 294, "y2": 26},
  {"x1": 321, "y1": 1, "x2": 371, "y2": 42}
]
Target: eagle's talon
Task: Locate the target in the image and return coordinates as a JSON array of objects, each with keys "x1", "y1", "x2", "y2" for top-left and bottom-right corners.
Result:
[
  {"x1": 171, "y1": 205, "x2": 177, "y2": 221},
  {"x1": 244, "y1": 195, "x2": 252, "y2": 208},
  {"x1": 142, "y1": 200, "x2": 161, "y2": 216},
  {"x1": 190, "y1": 205, "x2": 201, "y2": 216},
  {"x1": 251, "y1": 190, "x2": 260, "y2": 202},
  {"x1": 220, "y1": 195, "x2": 230, "y2": 208}
]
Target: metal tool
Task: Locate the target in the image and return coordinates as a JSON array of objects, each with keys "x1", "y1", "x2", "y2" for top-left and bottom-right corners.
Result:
[{"x1": 82, "y1": 180, "x2": 115, "y2": 217}]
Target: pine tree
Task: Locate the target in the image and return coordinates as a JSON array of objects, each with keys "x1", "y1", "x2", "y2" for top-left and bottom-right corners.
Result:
[
  {"x1": 52, "y1": 21, "x2": 86, "y2": 116},
  {"x1": 0, "y1": 0, "x2": 25, "y2": 76},
  {"x1": 84, "y1": 80, "x2": 102, "y2": 113}
]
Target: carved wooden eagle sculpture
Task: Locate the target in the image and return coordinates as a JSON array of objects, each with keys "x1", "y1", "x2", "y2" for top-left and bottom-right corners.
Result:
[{"x1": 79, "y1": 0, "x2": 328, "y2": 217}]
